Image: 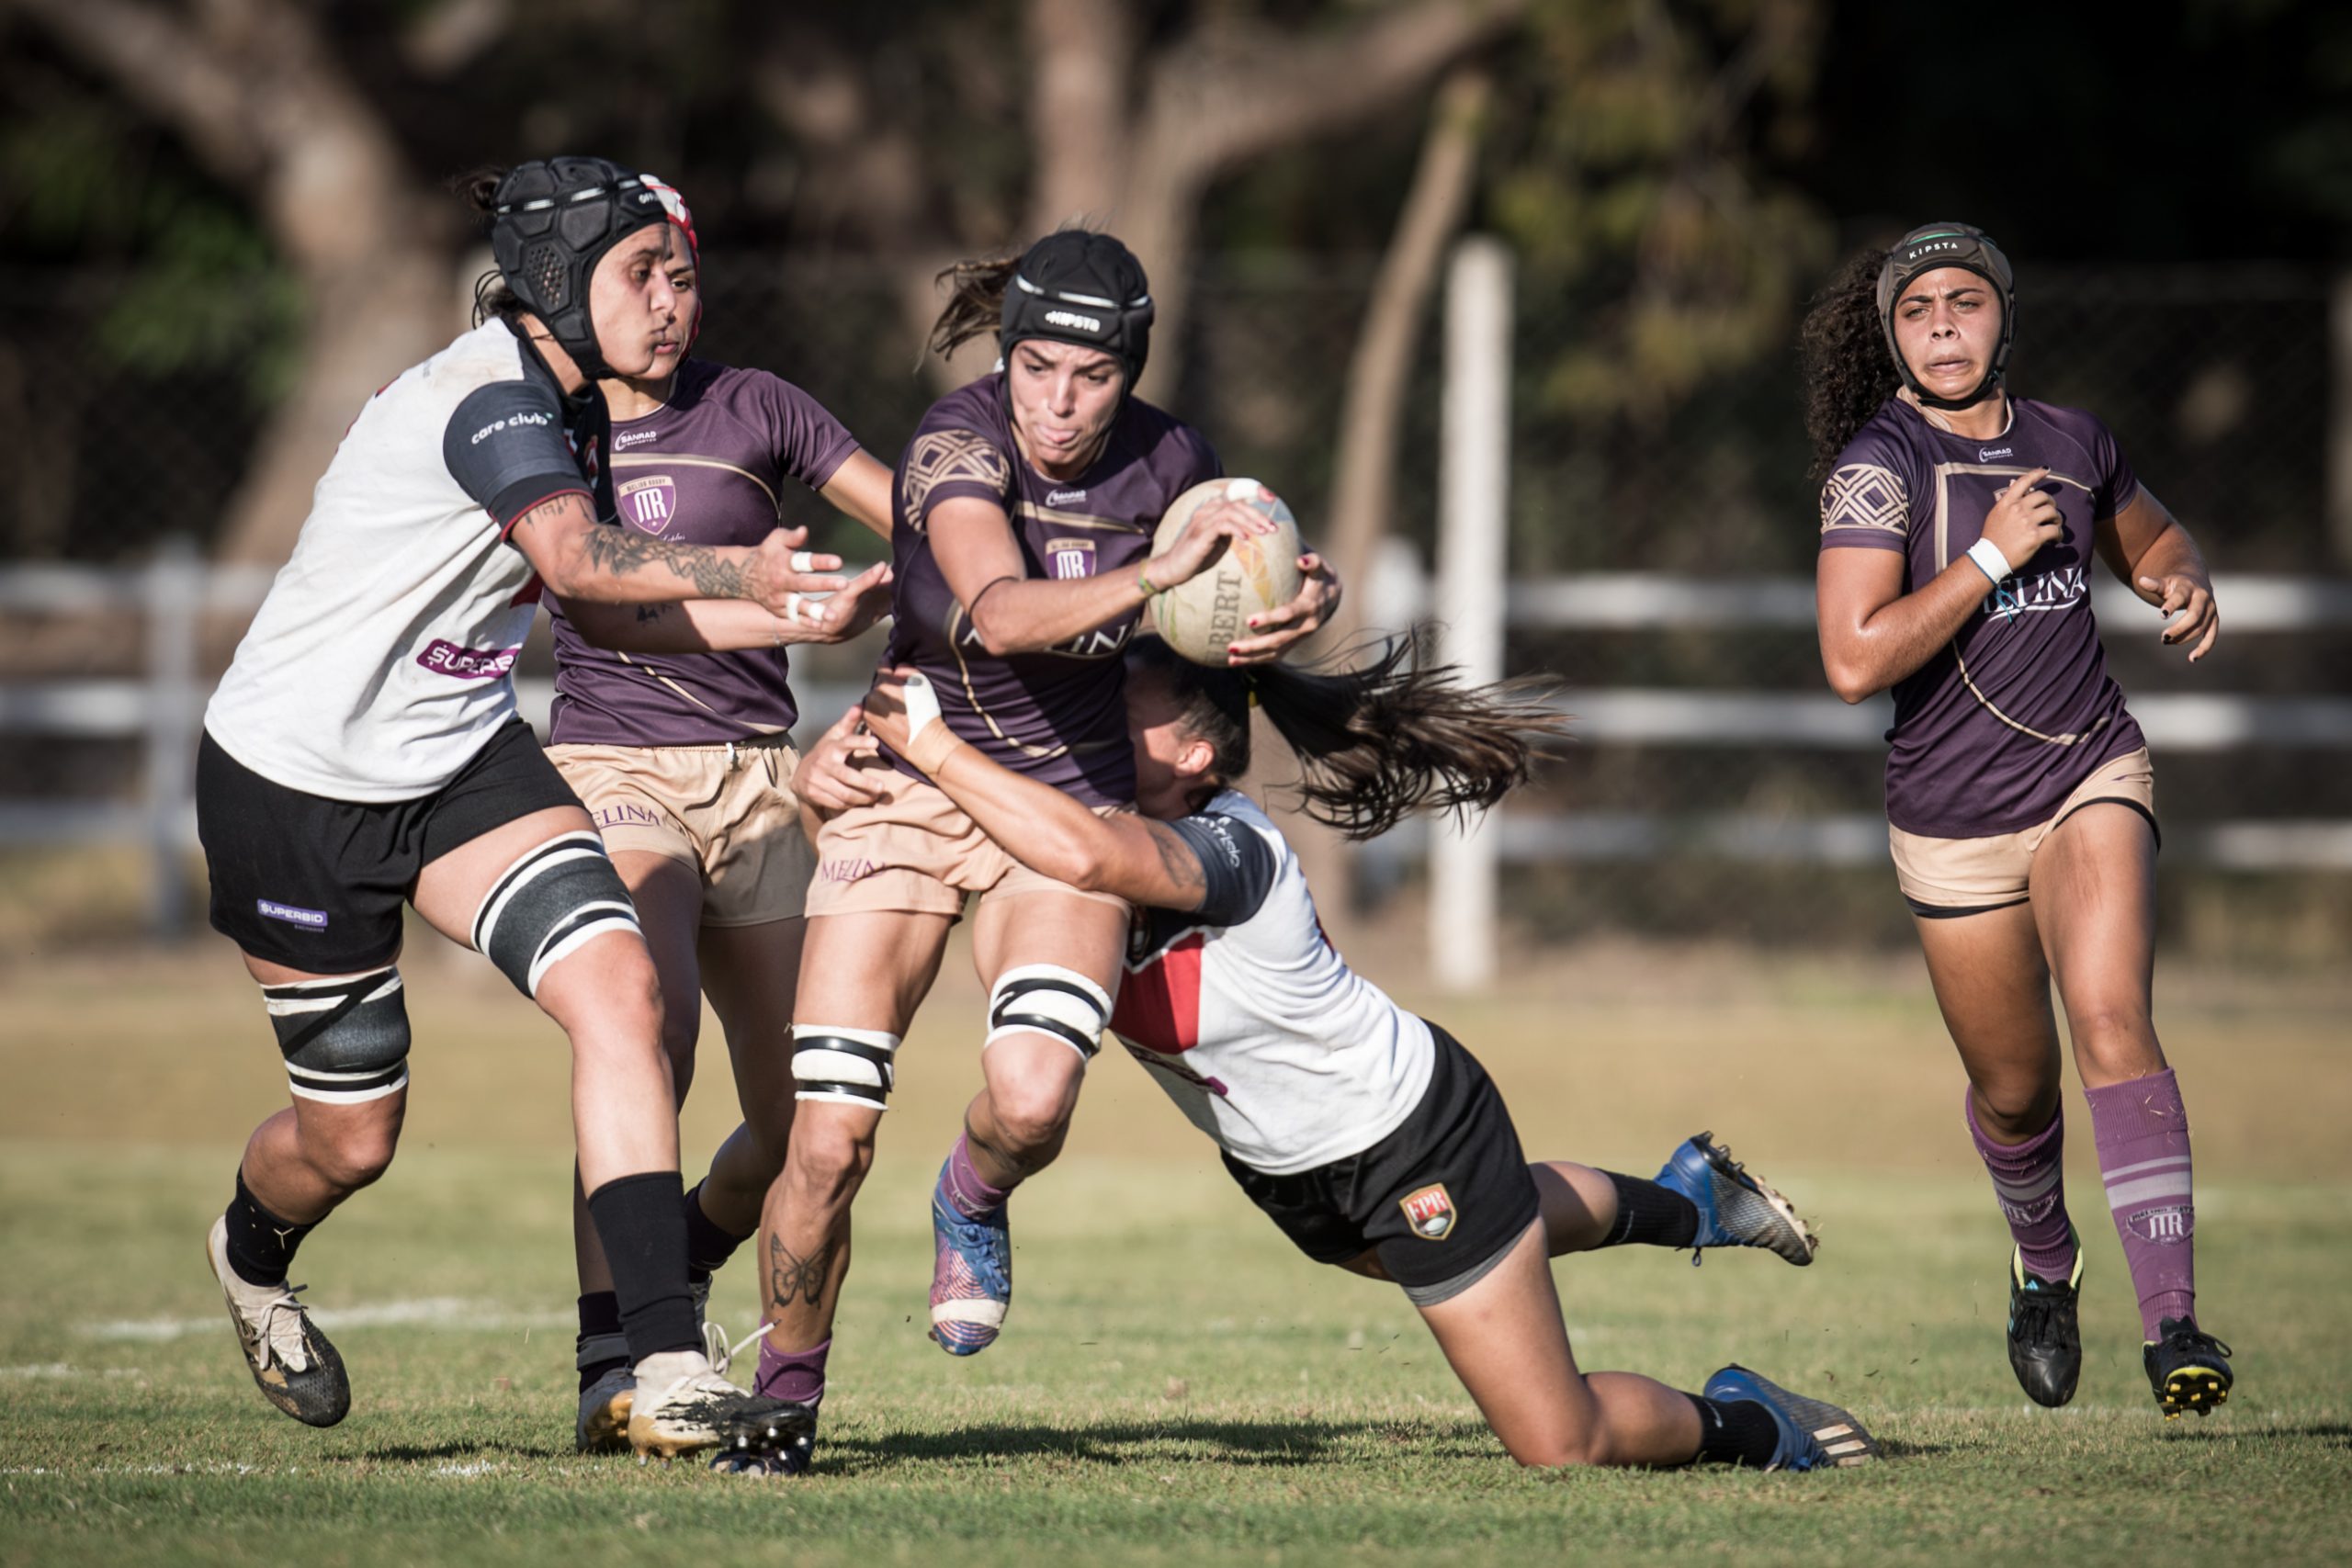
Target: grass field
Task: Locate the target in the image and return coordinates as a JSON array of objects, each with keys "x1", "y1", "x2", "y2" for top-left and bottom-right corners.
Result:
[{"x1": 4, "y1": 934, "x2": 2348, "y2": 1566}]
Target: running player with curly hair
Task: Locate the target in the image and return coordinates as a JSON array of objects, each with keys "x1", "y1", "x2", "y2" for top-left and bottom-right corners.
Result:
[{"x1": 1802, "y1": 222, "x2": 2231, "y2": 1419}]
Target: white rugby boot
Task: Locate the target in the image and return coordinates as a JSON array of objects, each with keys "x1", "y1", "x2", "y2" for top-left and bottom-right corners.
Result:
[{"x1": 205, "y1": 1216, "x2": 351, "y2": 1427}]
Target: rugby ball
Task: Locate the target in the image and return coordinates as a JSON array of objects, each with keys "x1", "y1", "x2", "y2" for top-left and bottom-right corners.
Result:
[{"x1": 1148, "y1": 478, "x2": 1305, "y2": 666}]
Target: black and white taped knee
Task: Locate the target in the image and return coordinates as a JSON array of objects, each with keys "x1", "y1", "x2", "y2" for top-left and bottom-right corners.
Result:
[
  {"x1": 985, "y1": 964, "x2": 1112, "y2": 1062},
  {"x1": 792, "y1": 1026, "x2": 901, "y2": 1111},
  {"x1": 261, "y1": 966, "x2": 410, "y2": 1104},
  {"x1": 469, "y1": 831, "x2": 641, "y2": 997}
]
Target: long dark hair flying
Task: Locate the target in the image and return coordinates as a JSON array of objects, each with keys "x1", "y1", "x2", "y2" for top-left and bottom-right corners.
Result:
[
  {"x1": 1799, "y1": 246, "x2": 1899, "y2": 486},
  {"x1": 927, "y1": 253, "x2": 1022, "y2": 363},
  {"x1": 1127, "y1": 633, "x2": 1566, "y2": 841}
]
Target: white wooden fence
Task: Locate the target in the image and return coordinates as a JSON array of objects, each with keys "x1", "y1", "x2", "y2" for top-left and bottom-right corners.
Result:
[{"x1": 2, "y1": 545, "x2": 2347, "y2": 939}]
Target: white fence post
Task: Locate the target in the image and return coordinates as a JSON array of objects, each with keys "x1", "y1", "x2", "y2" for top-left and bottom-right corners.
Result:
[
  {"x1": 1430, "y1": 236, "x2": 1513, "y2": 990},
  {"x1": 143, "y1": 536, "x2": 201, "y2": 935}
]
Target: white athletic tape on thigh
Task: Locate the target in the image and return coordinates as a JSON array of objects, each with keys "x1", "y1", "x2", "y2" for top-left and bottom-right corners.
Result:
[
  {"x1": 792, "y1": 1025, "x2": 901, "y2": 1109},
  {"x1": 261, "y1": 967, "x2": 410, "y2": 1104},
  {"x1": 469, "y1": 831, "x2": 641, "y2": 997},
  {"x1": 985, "y1": 964, "x2": 1112, "y2": 1060}
]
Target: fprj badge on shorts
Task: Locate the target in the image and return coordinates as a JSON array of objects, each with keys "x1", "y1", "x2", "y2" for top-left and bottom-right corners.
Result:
[{"x1": 1399, "y1": 1183, "x2": 1456, "y2": 1241}]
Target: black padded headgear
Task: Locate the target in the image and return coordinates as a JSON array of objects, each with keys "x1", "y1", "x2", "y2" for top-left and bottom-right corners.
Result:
[
  {"x1": 1875, "y1": 221, "x2": 2016, "y2": 411},
  {"x1": 491, "y1": 157, "x2": 668, "y2": 380},
  {"x1": 1000, "y1": 231, "x2": 1154, "y2": 388}
]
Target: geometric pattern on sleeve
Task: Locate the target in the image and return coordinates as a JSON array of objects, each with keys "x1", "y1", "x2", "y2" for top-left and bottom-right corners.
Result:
[
  {"x1": 903, "y1": 428, "x2": 1012, "y2": 530},
  {"x1": 1820, "y1": 462, "x2": 1910, "y2": 536}
]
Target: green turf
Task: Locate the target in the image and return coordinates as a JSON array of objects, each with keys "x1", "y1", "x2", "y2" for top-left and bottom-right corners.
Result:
[{"x1": 3, "y1": 948, "x2": 2348, "y2": 1564}]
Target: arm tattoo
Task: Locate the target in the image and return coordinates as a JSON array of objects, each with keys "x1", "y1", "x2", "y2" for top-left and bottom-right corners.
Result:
[
  {"x1": 1144, "y1": 820, "x2": 1208, "y2": 903},
  {"x1": 633, "y1": 604, "x2": 669, "y2": 624},
  {"x1": 768, "y1": 1233, "x2": 834, "y2": 1313},
  {"x1": 579, "y1": 524, "x2": 749, "y2": 598}
]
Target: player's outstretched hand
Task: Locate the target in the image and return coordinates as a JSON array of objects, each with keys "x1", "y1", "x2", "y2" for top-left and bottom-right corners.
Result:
[
  {"x1": 751, "y1": 526, "x2": 850, "y2": 616},
  {"x1": 1980, "y1": 469, "x2": 2064, "y2": 570},
  {"x1": 1144, "y1": 499, "x2": 1273, "y2": 592},
  {"x1": 792, "y1": 560, "x2": 894, "y2": 644},
  {"x1": 794, "y1": 705, "x2": 886, "y2": 815},
  {"x1": 2138, "y1": 572, "x2": 2219, "y2": 663},
  {"x1": 1225, "y1": 551, "x2": 1341, "y2": 666}
]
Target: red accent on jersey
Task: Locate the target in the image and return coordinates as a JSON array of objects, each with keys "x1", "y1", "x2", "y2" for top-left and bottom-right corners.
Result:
[
  {"x1": 509, "y1": 575, "x2": 545, "y2": 608},
  {"x1": 1112, "y1": 931, "x2": 1204, "y2": 1054}
]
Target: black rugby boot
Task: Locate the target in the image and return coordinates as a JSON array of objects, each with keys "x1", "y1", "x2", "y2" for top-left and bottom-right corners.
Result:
[
  {"x1": 2143, "y1": 1317, "x2": 2233, "y2": 1419},
  {"x1": 2007, "y1": 1239, "x2": 2084, "y2": 1409}
]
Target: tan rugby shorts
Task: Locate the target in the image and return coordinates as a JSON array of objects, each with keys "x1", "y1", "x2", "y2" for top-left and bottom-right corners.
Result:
[
  {"x1": 549, "y1": 739, "x2": 813, "y2": 926},
  {"x1": 804, "y1": 764, "x2": 1129, "y2": 920},
  {"x1": 1891, "y1": 746, "x2": 2158, "y2": 917}
]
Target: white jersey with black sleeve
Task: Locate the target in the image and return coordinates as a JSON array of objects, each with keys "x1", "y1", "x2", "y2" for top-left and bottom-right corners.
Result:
[
  {"x1": 204, "y1": 320, "x2": 609, "y2": 803},
  {"x1": 1105, "y1": 790, "x2": 1437, "y2": 1175}
]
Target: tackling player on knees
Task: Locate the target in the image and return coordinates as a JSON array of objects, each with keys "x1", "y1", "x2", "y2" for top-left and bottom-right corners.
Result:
[
  {"x1": 193, "y1": 157, "x2": 842, "y2": 1463},
  {"x1": 831, "y1": 640, "x2": 1876, "y2": 1474}
]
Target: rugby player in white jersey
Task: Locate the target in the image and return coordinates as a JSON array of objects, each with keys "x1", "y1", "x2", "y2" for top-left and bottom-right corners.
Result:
[
  {"x1": 194, "y1": 157, "x2": 842, "y2": 1464},
  {"x1": 799, "y1": 641, "x2": 1881, "y2": 1474}
]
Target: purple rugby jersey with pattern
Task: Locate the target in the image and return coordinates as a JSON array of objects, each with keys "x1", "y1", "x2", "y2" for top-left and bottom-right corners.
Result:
[
  {"x1": 884, "y1": 372, "x2": 1221, "y2": 807},
  {"x1": 545, "y1": 359, "x2": 862, "y2": 747},
  {"x1": 1819, "y1": 394, "x2": 2147, "y2": 840}
]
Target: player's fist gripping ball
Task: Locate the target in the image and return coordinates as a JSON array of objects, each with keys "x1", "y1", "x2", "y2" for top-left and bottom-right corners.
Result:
[{"x1": 1148, "y1": 478, "x2": 1305, "y2": 665}]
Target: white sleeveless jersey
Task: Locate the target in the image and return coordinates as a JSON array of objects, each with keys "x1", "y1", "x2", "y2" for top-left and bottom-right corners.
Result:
[
  {"x1": 205, "y1": 321, "x2": 609, "y2": 802},
  {"x1": 1106, "y1": 790, "x2": 1435, "y2": 1175}
]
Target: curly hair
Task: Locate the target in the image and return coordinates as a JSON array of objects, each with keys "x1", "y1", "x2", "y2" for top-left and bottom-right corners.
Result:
[
  {"x1": 450, "y1": 165, "x2": 528, "y2": 328},
  {"x1": 1799, "y1": 246, "x2": 1900, "y2": 487},
  {"x1": 1127, "y1": 633, "x2": 1566, "y2": 841}
]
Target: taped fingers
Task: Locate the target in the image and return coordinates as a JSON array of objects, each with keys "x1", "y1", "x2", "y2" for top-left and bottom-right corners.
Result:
[
  {"x1": 985, "y1": 964, "x2": 1112, "y2": 1062},
  {"x1": 470, "y1": 830, "x2": 642, "y2": 997},
  {"x1": 262, "y1": 966, "x2": 410, "y2": 1103},
  {"x1": 794, "y1": 1025, "x2": 901, "y2": 1111}
]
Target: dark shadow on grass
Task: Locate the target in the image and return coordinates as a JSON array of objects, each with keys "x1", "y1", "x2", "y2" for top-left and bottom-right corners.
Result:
[
  {"x1": 1873, "y1": 1437, "x2": 1953, "y2": 1459},
  {"x1": 339, "y1": 1439, "x2": 571, "y2": 1465},
  {"x1": 2159, "y1": 1420, "x2": 2352, "y2": 1450},
  {"x1": 820, "y1": 1416, "x2": 1496, "y2": 1475}
]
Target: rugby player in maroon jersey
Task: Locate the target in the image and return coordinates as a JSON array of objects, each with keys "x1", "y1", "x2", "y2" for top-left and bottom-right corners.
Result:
[
  {"x1": 733, "y1": 231, "x2": 1340, "y2": 1471},
  {"x1": 531, "y1": 176, "x2": 899, "y2": 1453},
  {"x1": 1804, "y1": 223, "x2": 2231, "y2": 1418}
]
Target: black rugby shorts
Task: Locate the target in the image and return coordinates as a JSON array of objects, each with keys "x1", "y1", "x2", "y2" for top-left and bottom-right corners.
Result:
[
  {"x1": 1221, "y1": 1023, "x2": 1540, "y2": 1293},
  {"x1": 197, "y1": 719, "x2": 582, "y2": 972}
]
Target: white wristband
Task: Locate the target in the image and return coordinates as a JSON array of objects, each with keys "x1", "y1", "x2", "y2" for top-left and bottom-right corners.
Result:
[{"x1": 1965, "y1": 536, "x2": 2012, "y2": 585}]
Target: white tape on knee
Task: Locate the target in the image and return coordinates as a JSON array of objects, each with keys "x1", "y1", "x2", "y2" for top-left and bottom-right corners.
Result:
[
  {"x1": 793, "y1": 1025, "x2": 902, "y2": 1111},
  {"x1": 985, "y1": 964, "x2": 1112, "y2": 1061}
]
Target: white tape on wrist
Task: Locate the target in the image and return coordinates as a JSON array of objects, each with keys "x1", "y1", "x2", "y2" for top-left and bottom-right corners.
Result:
[
  {"x1": 902, "y1": 672, "x2": 944, "y2": 743},
  {"x1": 1965, "y1": 536, "x2": 2012, "y2": 585}
]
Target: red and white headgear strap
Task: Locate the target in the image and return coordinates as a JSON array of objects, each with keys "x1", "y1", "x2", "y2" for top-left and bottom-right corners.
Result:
[{"x1": 639, "y1": 174, "x2": 702, "y2": 347}]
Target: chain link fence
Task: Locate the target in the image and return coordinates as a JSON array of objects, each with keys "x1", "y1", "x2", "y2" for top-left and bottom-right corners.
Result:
[{"x1": 2, "y1": 254, "x2": 2345, "y2": 959}]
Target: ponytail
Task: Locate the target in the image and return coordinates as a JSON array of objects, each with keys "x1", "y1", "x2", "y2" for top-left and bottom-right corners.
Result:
[
  {"x1": 1127, "y1": 633, "x2": 1566, "y2": 841},
  {"x1": 928, "y1": 253, "x2": 1022, "y2": 362},
  {"x1": 450, "y1": 165, "x2": 526, "y2": 328},
  {"x1": 1799, "y1": 246, "x2": 1900, "y2": 487}
]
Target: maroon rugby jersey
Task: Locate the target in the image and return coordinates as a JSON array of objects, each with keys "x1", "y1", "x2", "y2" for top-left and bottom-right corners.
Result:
[
  {"x1": 885, "y1": 373, "x2": 1220, "y2": 807},
  {"x1": 546, "y1": 359, "x2": 861, "y2": 747},
  {"x1": 1819, "y1": 395, "x2": 2146, "y2": 839}
]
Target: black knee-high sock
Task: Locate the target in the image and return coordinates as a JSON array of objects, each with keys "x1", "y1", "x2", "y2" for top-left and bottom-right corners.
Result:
[
  {"x1": 681, "y1": 1180, "x2": 749, "y2": 1280},
  {"x1": 1685, "y1": 1393, "x2": 1781, "y2": 1467},
  {"x1": 576, "y1": 1292, "x2": 627, "y2": 1392},
  {"x1": 1600, "y1": 1172, "x2": 1699, "y2": 1249},
  {"x1": 584, "y1": 1172, "x2": 699, "y2": 1362},
  {"x1": 222, "y1": 1169, "x2": 319, "y2": 1286}
]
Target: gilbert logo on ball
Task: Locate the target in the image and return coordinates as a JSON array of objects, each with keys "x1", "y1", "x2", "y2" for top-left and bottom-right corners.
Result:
[{"x1": 1147, "y1": 478, "x2": 1305, "y2": 666}]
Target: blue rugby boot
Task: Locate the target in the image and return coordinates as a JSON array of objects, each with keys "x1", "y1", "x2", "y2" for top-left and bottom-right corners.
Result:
[
  {"x1": 2006, "y1": 1235, "x2": 2084, "y2": 1408},
  {"x1": 1655, "y1": 1133, "x2": 1817, "y2": 1266},
  {"x1": 2143, "y1": 1318, "x2": 2233, "y2": 1419},
  {"x1": 928, "y1": 1158, "x2": 1012, "y2": 1356},
  {"x1": 1702, "y1": 1365, "x2": 1880, "y2": 1471}
]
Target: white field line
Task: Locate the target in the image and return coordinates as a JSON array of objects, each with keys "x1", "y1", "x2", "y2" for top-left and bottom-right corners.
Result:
[
  {"x1": 2, "y1": 1364, "x2": 148, "y2": 1379},
  {"x1": 86, "y1": 1296, "x2": 571, "y2": 1342},
  {"x1": 5, "y1": 1461, "x2": 507, "y2": 1480}
]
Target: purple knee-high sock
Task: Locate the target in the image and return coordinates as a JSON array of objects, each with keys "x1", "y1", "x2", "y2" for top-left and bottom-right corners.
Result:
[
  {"x1": 756, "y1": 1335, "x2": 831, "y2": 1409},
  {"x1": 1965, "y1": 1087, "x2": 2077, "y2": 1281},
  {"x1": 938, "y1": 1131, "x2": 1014, "y2": 1220},
  {"x1": 2083, "y1": 1067, "x2": 2197, "y2": 1338}
]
